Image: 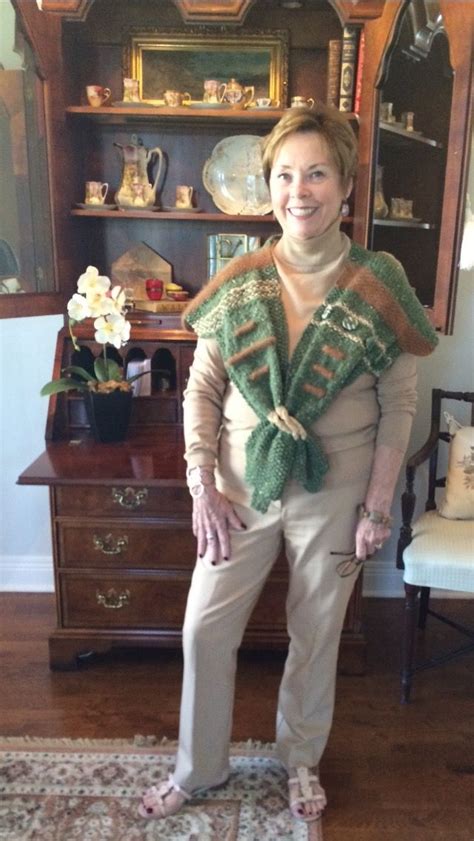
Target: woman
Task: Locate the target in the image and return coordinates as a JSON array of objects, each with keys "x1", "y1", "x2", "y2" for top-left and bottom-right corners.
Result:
[{"x1": 139, "y1": 105, "x2": 438, "y2": 824}]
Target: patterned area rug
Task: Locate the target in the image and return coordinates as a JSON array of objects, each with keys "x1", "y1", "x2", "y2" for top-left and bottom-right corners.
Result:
[{"x1": 0, "y1": 737, "x2": 323, "y2": 840}]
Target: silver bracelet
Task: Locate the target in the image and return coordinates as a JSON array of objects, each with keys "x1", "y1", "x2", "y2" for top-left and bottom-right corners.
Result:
[{"x1": 186, "y1": 466, "x2": 215, "y2": 499}]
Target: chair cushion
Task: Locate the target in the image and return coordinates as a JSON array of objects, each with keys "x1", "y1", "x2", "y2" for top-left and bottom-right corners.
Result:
[
  {"x1": 403, "y1": 510, "x2": 474, "y2": 591},
  {"x1": 438, "y1": 424, "x2": 474, "y2": 520}
]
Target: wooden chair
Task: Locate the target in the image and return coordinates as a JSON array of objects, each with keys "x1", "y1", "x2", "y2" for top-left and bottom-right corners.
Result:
[{"x1": 396, "y1": 389, "x2": 474, "y2": 703}]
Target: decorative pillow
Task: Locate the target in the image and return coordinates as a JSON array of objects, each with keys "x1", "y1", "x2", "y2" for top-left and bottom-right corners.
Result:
[{"x1": 438, "y1": 414, "x2": 474, "y2": 520}]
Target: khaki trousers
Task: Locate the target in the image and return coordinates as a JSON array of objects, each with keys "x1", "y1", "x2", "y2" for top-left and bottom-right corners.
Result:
[{"x1": 173, "y1": 446, "x2": 373, "y2": 793}]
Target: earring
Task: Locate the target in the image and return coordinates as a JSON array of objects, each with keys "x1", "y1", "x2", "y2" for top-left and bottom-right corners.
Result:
[{"x1": 341, "y1": 201, "x2": 350, "y2": 217}]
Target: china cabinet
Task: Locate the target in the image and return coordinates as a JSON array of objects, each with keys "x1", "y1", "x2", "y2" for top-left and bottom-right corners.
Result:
[
  {"x1": 353, "y1": 0, "x2": 472, "y2": 333},
  {"x1": 17, "y1": 0, "x2": 472, "y2": 670}
]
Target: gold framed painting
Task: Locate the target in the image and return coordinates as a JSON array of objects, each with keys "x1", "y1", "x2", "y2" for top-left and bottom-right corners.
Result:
[{"x1": 124, "y1": 28, "x2": 289, "y2": 106}]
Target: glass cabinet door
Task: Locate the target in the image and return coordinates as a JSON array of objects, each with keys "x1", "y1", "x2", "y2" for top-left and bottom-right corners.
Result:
[
  {"x1": 0, "y1": 0, "x2": 63, "y2": 318},
  {"x1": 369, "y1": 3, "x2": 452, "y2": 314}
]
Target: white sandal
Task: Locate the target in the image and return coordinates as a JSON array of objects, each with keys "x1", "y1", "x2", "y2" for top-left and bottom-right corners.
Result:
[
  {"x1": 138, "y1": 775, "x2": 191, "y2": 819},
  {"x1": 288, "y1": 766, "x2": 327, "y2": 823}
]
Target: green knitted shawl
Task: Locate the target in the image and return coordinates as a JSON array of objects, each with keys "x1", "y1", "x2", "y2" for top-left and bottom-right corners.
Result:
[{"x1": 183, "y1": 241, "x2": 438, "y2": 512}]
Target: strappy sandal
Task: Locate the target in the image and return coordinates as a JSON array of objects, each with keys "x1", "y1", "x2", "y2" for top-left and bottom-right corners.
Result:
[
  {"x1": 288, "y1": 766, "x2": 327, "y2": 823},
  {"x1": 138, "y1": 775, "x2": 191, "y2": 819}
]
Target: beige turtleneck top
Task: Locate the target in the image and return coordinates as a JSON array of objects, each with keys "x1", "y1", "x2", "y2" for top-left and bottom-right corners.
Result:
[{"x1": 183, "y1": 220, "x2": 417, "y2": 505}]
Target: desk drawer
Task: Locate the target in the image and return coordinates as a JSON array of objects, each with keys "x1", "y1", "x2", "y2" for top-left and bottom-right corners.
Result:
[
  {"x1": 60, "y1": 573, "x2": 191, "y2": 629},
  {"x1": 54, "y1": 485, "x2": 192, "y2": 518},
  {"x1": 59, "y1": 572, "x2": 290, "y2": 634},
  {"x1": 57, "y1": 522, "x2": 196, "y2": 569}
]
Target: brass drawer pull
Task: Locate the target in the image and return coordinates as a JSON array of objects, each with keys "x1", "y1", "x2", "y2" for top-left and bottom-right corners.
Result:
[
  {"x1": 111, "y1": 486, "x2": 148, "y2": 509},
  {"x1": 96, "y1": 588, "x2": 130, "y2": 610},
  {"x1": 93, "y1": 533, "x2": 128, "y2": 555}
]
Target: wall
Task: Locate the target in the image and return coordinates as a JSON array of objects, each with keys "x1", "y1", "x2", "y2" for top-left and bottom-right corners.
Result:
[{"x1": 0, "y1": 315, "x2": 61, "y2": 590}]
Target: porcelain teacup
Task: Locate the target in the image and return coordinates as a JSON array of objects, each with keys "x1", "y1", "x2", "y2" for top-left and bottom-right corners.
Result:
[
  {"x1": 175, "y1": 185, "x2": 194, "y2": 209},
  {"x1": 85, "y1": 181, "x2": 108, "y2": 204},
  {"x1": 163, "y1": 90, "x2": 192, "y2": 107},
  {"x1": 86, "y1": 85, "x2": 111, "y2": 107}
]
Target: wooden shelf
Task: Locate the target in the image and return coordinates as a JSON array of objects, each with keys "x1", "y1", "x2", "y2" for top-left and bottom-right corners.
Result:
[
  {"x1": 67, "y1": 105, "x2": 285, "y2": 125},
  {"x1": 71, "y1": 208, "x2": 354, "y2": 224},
  {"x1": 379, "y1": 122, "x2": 443, "y2": 149},
  {"x1": 373, "y1": 218, "x2": 435, "y2": 230},
  {"x1": 66, "y1": 105, "x2": 358, "y2": 125},
  {"x1": 71, "y1": 208, "x2": 277, "y2": 222}
]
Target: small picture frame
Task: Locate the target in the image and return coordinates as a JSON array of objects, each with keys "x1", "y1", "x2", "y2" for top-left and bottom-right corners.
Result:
[{"x1": 207, "y1": 234, "x2": 261, "y2": 278}]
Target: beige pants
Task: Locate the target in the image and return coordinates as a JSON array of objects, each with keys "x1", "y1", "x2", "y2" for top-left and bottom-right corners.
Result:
[{"x1": 173, "y1": 446, "x2": 373, "y2": 793}]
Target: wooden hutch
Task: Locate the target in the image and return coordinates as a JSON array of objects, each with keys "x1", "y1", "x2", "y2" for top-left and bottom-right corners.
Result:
[{"x1": 15, "y1": 0, "x2": 473, "y2": 669}]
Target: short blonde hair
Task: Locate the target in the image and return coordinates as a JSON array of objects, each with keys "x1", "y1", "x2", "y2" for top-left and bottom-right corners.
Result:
[{"x1": 261, "y1": 103, "x2": 358, "y2": 189}]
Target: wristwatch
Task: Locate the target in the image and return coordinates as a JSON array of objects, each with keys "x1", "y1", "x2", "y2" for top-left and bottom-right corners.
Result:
[{"x1": 186, "y1": 466, "x2": 215, "y2": 498}]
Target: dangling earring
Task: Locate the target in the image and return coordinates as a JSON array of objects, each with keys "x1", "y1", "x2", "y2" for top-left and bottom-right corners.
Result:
[{"x1": 341, "y1": 200, "x2": 350, "y2": 217}]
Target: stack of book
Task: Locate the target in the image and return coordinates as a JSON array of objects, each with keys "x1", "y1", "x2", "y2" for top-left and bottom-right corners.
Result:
[{"x1": 326, "y1": 26, "x2": 365, "y2": 115}]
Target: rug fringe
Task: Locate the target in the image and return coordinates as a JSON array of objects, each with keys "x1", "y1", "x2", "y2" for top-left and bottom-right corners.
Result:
[
  {"x1": 0, "y1": 735, "x2": 278, "y2": 754},
  {"x1": 0, "y1": 735, "x2": 167, "y2": 748}
]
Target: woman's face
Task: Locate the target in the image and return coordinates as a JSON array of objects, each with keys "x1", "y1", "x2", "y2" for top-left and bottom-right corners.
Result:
[{"x1": 269, "y1": 131, "x2": 351, "y2": 240}]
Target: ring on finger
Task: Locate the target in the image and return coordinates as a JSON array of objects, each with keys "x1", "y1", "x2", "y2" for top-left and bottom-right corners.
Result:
[
  {"x1": 206, "y1": 533, "x2": 215, "y2": 541},
  {"x1": 375, "y1": 543, "x2": 383, "y2": 550}
]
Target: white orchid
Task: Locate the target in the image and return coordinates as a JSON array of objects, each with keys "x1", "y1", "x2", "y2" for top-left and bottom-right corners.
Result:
[
  {"x1": 41, "y1": 266, "x2": 146, "y2": 397},
  {"x1": 109, "y1": 285, "x2": 128, "y2": 313},
  {"x1": 67, "y1": 292, "x2": 91, "y2": 322},
  {"x1": 94, "y1": 313, "x2": 131, "y2": 349},
  {"x1": 87, "y1": 289, "x2": 115, "y2": 318},
  {"x1": 77, "y1": 266, "x2": 111, "y2": 296}
]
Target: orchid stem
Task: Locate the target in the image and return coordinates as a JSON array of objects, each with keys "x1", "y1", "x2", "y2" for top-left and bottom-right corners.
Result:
[{"x1": 68, "y1": 320, "x2": 80, "y2": 352}]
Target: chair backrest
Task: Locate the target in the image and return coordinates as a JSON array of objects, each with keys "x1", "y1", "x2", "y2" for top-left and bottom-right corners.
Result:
[
  {"x1": 423, "y1": 390, "x2": 474, "y2": 511},
  {"x1": 397, "y1": 389, "x2": 474, "y2": 570}
]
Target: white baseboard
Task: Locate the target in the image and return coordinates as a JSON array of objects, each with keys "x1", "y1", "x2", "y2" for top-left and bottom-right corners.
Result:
[
  {"x1": 0, "y1": 555, "x2": 471, "y2": 599},
  {"x1": 362, "y1": 561, "x2": 405, "y2": 597},
  {"x1": 0, "y1": 555, "x2": 54, "y2": 592}
]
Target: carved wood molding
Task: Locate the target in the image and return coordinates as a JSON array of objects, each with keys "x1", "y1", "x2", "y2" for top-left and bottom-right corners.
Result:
[
  {"x1": 40, "y1": 0, "x2": 386, "y2": 24},
  {"x1": 171, "y1": 0, "x2": 257, "y2": 24},
  {"x1": 404, "y1": 0, "x2": 444, "y2": 60},
  {"x1": 330, "y1": 0, "x2": 386, "y2": 23},
  {"x1": 40, "y1": 0, "x2": 93, "y2": 20}
]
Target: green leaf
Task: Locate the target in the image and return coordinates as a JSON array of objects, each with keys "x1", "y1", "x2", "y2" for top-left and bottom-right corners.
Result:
[
  {"x1": 40, "y1": 378, "x2": 88, "y2": 396},
  {"x1": 62, "y1": 365, "x2": 96, "y2": 382},
  {"x1": 94, "y1": 357, "x2": 123, "y2": 382}
]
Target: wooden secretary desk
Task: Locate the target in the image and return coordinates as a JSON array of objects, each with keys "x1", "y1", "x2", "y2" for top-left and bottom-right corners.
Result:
[{"x1": 16, "y1": 0, "x2": 472, "y2": 670}]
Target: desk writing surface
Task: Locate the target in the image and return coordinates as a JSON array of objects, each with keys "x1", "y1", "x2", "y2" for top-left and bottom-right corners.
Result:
[{"x1": 17, "y1": 428, "x2": 186, "y2": 486}]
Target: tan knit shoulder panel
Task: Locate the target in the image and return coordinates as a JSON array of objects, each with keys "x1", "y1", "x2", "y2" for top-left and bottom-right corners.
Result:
[
  {"x1": 339, "y1": 258, "x2": 435, "y2": 356},
  {"x1": 182, "y1": 242, "x2": 273, "y2": 331}
]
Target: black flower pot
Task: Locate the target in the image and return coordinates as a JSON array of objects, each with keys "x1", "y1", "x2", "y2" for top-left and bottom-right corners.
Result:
[{"x1": 84, "y1": 389, "x2": 133, "y2": 443}]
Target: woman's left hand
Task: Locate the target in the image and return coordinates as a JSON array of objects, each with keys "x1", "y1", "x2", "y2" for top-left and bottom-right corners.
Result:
[{"x1": 355, "y1": 517, "x2": 391, "y2": 562}]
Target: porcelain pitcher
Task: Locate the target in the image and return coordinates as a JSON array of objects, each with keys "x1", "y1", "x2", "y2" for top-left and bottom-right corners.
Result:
[{"x1": 114, "y1": 135, "x2": 164, "y2": 208}]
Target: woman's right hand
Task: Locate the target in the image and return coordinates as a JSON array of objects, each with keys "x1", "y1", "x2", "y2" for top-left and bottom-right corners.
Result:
[
  {"x1": 187, "y1": 467, "x2": 246, "y2": 564},
  {"x1": 193, "y1": 485, "x2": 246, "y2": 564}
]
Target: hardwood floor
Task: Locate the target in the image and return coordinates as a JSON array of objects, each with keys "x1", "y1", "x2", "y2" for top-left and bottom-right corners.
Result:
[{"x1": 1, "y1": 593, "x2": 472, "y2": 840}]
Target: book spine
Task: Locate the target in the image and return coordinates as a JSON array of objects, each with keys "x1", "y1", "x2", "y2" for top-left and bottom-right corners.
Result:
[
  {"x1": 353, "y1": 30, "x2": 365, "y2": 115},
  {"x1": 339, "y1": 25, "x2": 359, "y2": 113},
  {"x1": 326, "y1": 39, "x2": 342, "y2": 108}
]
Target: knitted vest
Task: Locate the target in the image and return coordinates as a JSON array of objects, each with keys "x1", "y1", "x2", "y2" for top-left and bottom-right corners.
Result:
[{"x1": 183, "y1": 241, "x2": 438, "y2": 513}]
